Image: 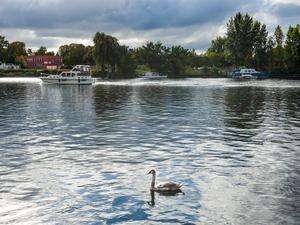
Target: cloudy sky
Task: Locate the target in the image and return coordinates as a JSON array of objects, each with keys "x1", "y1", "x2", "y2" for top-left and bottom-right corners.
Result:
[{"x1": 0, "y1": 0, "x2": 299, "y2": 52}]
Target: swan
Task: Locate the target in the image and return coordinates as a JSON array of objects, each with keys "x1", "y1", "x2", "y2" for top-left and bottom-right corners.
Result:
[{"x1": 147, "y1": 169, "x2": 182, "y2": 193}]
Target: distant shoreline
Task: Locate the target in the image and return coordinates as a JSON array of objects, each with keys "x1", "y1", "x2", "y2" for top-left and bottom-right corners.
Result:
[{"x1": 0, "y1": 69, "x2": 299, "y2": 80}]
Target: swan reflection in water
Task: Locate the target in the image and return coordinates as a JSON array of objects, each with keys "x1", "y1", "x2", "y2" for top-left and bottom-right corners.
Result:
[{"x1": 147, "y1": 189, "x2": 185, "y2": 207}]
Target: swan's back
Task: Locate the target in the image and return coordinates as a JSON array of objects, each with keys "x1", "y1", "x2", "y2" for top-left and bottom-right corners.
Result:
[{"x1": 156, "y1": 182, "x2": 182, "y2": 192}]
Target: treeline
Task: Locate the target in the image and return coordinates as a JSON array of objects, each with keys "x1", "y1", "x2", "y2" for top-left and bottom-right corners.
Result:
[
  {"x1": 0, "y1": 12, "x2": 299, "y2": 77},
  {"x1": 0, "y1": 38, "x2": 56, "y2": 65},
  {"x1": 206, "y1": 12, "x2": 300, "y2": 75},
  {"x1": 92, "y1": 32, "x2": 197, "y2": 77}
]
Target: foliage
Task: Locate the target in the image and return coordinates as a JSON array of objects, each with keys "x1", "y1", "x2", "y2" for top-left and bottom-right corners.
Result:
[
  {"x1": 253, "y1": 23, "x2": 268, "y2": 69},
  {"x1": 83, "y1": 46, "x2": 94, "y2": 66},
  {"x1": 117, "y1": 48, "x2": 137, "y2": 75},
  {"x1": 285, "y1": 25, "x2": 300, "y2": 73},
  {"x1": 226, "y1": 13, "x2": 269, "y2": 68},
  {"x1": 166, "y1": 45, "x2": 192, "y2": 77},
  {"x1": 93, "y1": 32, "x2": 120, "y2": 73},
  {"x1": 135, "y1": 64, "x2": 151, "y2": 75},
  {"x1": 35, "y1": 46, "x2": 55, "y2": 55},
  {"x1": 59, "y1": 43, "x2": 93, "y2": 67},
  {"x1": 205, "y1": 13, "x2": 300, "y2": 76},
  {"x1": 6, "y1": 41, "x2": 27, "y2": 64},
  {"x1": 271, "y1": 26, "x2": 285, "y2": 71},
  {"x1": 135, "y1": 41, "x2": 168, "y2": 73},
  {"x1": 274, "y1": 25, "x2": 284, "y2": 48}
]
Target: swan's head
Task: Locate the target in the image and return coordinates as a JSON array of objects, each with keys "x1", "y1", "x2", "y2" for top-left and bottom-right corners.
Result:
[{"x1": 147, "y1": 169, "x2": 156, "y2": 175}]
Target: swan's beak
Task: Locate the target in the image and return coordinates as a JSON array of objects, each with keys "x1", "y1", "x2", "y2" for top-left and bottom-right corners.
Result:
[{"x1": 147, "y1": 171, "x2": 151, "y2": 174}]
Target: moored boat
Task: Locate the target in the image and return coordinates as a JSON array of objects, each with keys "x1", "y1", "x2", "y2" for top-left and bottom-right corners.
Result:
[
  {"x1": 40, "y1": 65, "x2": 93, "y2": 85},
  {"x1": 140, "y1": 72, "x2": 167, "y2": 79},
  {"x1": 231, "y1": 68, "x2": 269, "y2": 80}
]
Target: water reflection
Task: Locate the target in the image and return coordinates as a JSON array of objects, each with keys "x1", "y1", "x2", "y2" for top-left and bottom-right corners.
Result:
[
  {"x1": 147, "y1": 190, "x2": 156, "y2": 207},
  {"x1": 224, "y1": 87, "x2": 265, "y2": 130},
  {"x1": 0, "y1": 79, "x2": 299, "y2": 225},
  {"x1": 147, "y1": 189, "x2": 185, "y2": 208}
]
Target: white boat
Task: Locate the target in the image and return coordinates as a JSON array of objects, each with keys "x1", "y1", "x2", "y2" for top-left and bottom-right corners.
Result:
[
  {"x1": 140, "y1": 72, "x2": 167, "y2": 79},
  {"x1": 40, "y1": 65, "x2": 93, "y2": 85},
  {"x1": 231, "y1": 68, "x2": 269, "y2": 80}
]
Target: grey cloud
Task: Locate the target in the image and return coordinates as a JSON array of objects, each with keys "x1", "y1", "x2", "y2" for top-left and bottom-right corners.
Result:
[
  {"x1": 0, "y1": 0, "x2": 244, "y2": 30},
  {"x1": 0, "y1": 0, "x2": 299, "y2": 51}
]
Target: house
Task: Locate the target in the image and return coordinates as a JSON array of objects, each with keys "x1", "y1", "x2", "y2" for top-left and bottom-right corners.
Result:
[
  {"x1": 0, "y1": 62, "x2": 20, "y2": 70},
  {"x1": 25, "y1": 55, "x2": 63, "y2": 70}
]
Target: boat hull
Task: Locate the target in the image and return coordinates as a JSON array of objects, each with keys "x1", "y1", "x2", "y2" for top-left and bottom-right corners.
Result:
[
  {"x1": 139, "y1": 76, "x2": 167, "y2": 80},
  {"x1": 40, "y1": 77, "x2": 93, "y2": 85},
  {"x1": 232, "y1": 74, "x2": 257, "y2": 80},
  {"x1": 141, "y1": 72, "x2": 167, "y2": 79}
]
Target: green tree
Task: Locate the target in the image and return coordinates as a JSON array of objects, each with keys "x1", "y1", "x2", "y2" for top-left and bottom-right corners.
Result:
[
  {"x1": 226, "y1": 12, "x2": 270, "y2": 68},
  {"x1": 226, "y1": 13, "x2": 255, "y2": 66},
  {"x1": 117, "y1": 47, "x2": 137, "y2": 75},
  {"x1": 266, "y1": 36, "x2": 276, "y2": 71},
  {"x1": 35, "y1": 46, "x2": 47, "y2": 55},
  {"x1": 208, "y1": 36, "x2": 227, "y2": 53},
  {"x1": 6, "y1": 41, "x2": 27, "y2": 64},
  {"x1": 135, "y1": 41, "x2": 168, "y2": 73},
  {"x1": 35, "y1": 46, "x2": 55, "y2": 56},
  {"x1": 83, "y1": 46, "x2": 95, "y2": 65},
  {"x1": 207, "y1": 36, "x2": 229, "y2": 67},
  {"x1": 274, "y1": 25, "x2": 284, "y2": 48},
  {"x1": 166, "y1": 45, "x2": 191, "y2": 76},
  {"x1": 59, "y1": 43, "x2": 87, "y2": 67},
  {"x1": 285, "y1": 25, "x2": 300, "y2": 72},
  {"x1": 272, "y1": 25, "x2": 285, "y2": 71},
  {"x1": 253, "y1": 23, "x2": 268, "y2": 69},
  {"x1": 93, "y1": 32, "x2": 120, "y2": 73}
]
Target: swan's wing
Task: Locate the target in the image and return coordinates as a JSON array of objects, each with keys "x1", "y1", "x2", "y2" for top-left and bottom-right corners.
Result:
[{"x1": 157, "y1": 182, "x2": 182, "y2": 191}]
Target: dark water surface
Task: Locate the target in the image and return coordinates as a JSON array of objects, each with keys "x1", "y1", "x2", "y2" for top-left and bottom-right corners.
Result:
[{"x1": 0, "y1": 78, "x2": 299, "y2": 225}]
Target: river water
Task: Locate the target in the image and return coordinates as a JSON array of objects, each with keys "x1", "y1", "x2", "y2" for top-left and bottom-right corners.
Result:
[{"x1": 0, "y1": 78, "x2": 299, "y2": 225}]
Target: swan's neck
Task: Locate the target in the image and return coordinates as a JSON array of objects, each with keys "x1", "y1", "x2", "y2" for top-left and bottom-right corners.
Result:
[{"x1": 151, "y1": 173, "x2": 156, "y2": 189}]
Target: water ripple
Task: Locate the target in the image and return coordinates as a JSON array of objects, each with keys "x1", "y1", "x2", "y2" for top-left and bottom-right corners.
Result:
[{"x1": 0, "y1": 78, "x2": 299, "y2": 224}]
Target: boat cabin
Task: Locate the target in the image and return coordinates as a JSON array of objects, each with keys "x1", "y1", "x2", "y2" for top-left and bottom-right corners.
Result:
[
  {"x1": 60, "y1": 72, "x2": 76, "y2": 77},
  {"x1": 240, "y1": 69, "x2": 257, "y2": 74}
]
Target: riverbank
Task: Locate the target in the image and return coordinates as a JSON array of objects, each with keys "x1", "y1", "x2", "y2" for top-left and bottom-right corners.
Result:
[
  {"x1": 0, "y1": 68, "x2": 227, "y2": 79},
  {"x1": 1, "y1": 69, "x2": 299, "y2": 79},
  {"x1": 0, "y1": 69, "x2": 63, "y2": 77}
]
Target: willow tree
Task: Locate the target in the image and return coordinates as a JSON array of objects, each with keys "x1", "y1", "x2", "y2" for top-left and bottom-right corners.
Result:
[{"x1": 93, "y1": 32, "x2": 120, "y2": 73}]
